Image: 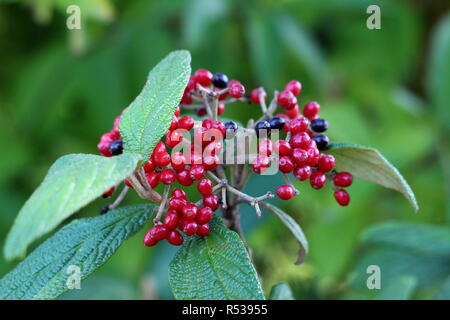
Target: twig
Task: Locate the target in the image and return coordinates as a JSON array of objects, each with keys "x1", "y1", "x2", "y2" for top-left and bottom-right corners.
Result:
[
  {"x1": 221, "y1": 187, "x2": 227, "y2": 208},
  {"x1": 282, "y1": 173, "x2": 299, "y2": 195},
  {"x1": 154, "y1": 184, "x2": 170, "y2": 224}
]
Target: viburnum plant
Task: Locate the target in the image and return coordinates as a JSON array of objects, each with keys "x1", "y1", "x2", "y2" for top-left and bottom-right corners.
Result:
[{"x1": 0, "y1": 51, "x2": 418, "y2": 300}]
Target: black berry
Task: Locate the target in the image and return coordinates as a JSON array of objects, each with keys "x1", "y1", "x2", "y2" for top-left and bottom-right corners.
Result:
[
  {"x1": 310, "y1": 118, "x2": 328, "y2": 132},
  {"x1": 100, "y1": 206, "x2": 110, "y2": 215},
  {"x1": 110, "y1": 139, "x2": 123, "y2": 155},
  {"x1": 268, "y1": 116, "x2": 286, "y2": 130},
  {"x1": 224, "y1": 121, "x2": 238, "y2": 138},
  {"x1": 254, "y1": 121, "x2": 271, "y2": 137},
  {"x1": 312, "y1": 134, "x2": 329, "y2": 150},
  {"x1": 212, "y1": 73, "x2": 228, "y2": 89}
]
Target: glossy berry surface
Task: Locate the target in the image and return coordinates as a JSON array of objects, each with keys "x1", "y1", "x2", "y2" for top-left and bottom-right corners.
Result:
[
  {"x1": 212, "y1": 72, "x2": 228, "y2": 89},
  {"x1": 194, "y1": 69, "x2": 213, "y2": 86},
  {"x1": 109, "y1": 139, "x2": 123, "y2": 156},
  {"x1": 310, "y1": 118, "x2": 328, "y2": 132},
  {"x1": 228, "y1": 82, "x2": 245, "y2": 98},
  {"x1": 303, "y1": 101, "x2": 320, "y2": 119},
  {"x1": 268, "y1": 116, "x2": 286, "y2": 130},
  {"x1": 276, "y1": 185, "x2": 295, "y2": 200},
  {"x1": 334, "y1": 189, "x2": 350, "y2": 206},
  {"x1": 311, "y1": 134, "x2": 329, "y2": 150},
  {"x1": 317, "y1": 154, "x2": 335, "y2": 172},
  {"x1": 255, "y1": 121, "x2": 271, "y2": 137},
  {"x1": 285, "y1": 80, "x2": 302, "y2": 96},
  {"x1": 197, "y1": 178, "x2": 213, "y2": 196},
  {"x1": 333, "y1": 172, "x2": 353, "y2": 187},
  {"x1": 167, "y1": 230, "x2": 184, "y2": 246},
  {"x1": 250, "y1": 88, "x2": 266, "y2": 104}
]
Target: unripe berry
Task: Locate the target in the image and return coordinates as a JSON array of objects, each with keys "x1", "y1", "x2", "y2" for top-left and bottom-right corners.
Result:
[
  {"x1": 153, "y1": 141, "x2": 167, "y2": 155},
  {"x1": 164, "y1": 210, "x2": 180, "y2": 230},
  {"x1": 278, "y1": 156, "x2": 295, "y2": 173},
  {"x1": 333, "y1": 172, "x2": 353, "y2": 187},
  {"x1": 252, "y1": 155, "x2": 270, "y2": 174},
  {"x1": 274, "y1": 140, "x2": 292, "y2": 156},
  {"x1": 183, "y1": 221, "x2": 199, "y2": 236},
  {"x1": 289, "y1": 117, "x2": 309, "y2": 133},
  {"x1": 177, "y1": 169, "x2": 194, "y2": 186},
  {"x1": 310, "y1": 171, "x2": 326, "y2": 189},
  {"x1": 178, "y1": 116, "x2": 195, "y2": 130},
  {"x1": 153, "y1": 151, "x2": 171, "y2": 167},
  {"x1": 102, "y1": 186, "x2": 115, "y2": 198},
  {"x1": 334, "y1": 189, "x2": 350, "y2": 206},
  {"x1": 293, "y1": 165, "x2": 312, "y2": 181},
  {"x1": 169, "y1": 198, "x2": 186, "y2": 212},
  {"x1": 196, "y1": 206, "x2": 213, "y2": 224},
  {"x1": 125, "y1": 179, "x2": 133, "y2": 188},
  {"x1": 194, "y1": 69, "x2": 213, "y2": 86},
  {"x1": 143, "y1": 159, "x2": 156, "y2": 173},
  {"x1": 258, "y1": 139, "x2": 273, "y2": 156},
  {"x1": 303, "y1": 101, "x2": 320, "y2": 119},
  {"x1": 167, "y1": 230, "x2": 184, "y2": 246},
  {"x1": 98, "y1": 133, "x2": 113, "y2": 157},
  {"x1": 160, "y1": 169, "x2": 176, "y2": 185},
  {"x1": 291, "y1": 148, "x2": 308, "y2": 166},
  {"x1": 285, "y1": 80, "x2": 302, "y2": 96},
  {"x1": 306, "y1": 147, "x2": 320, "y2": 166},
  {"x1": 317, "y1": 154, "x2": 335, "y2": 172},
  {"x1": 197, "y1": 178, "x2": 213, "y2": 196},
  {"x1": 146, "y1": 225, "x2": 169, "y2": 242},
  {"x1": 146, "y1": 172, "x2": 160, "y2": 189},
  {"x1": 229, "y1": 82, "x2": 246, "y2": 98},
  {"x1": 290, "y1": 132, "x2": 311, "y2": 149},
  {"x1": 217, "y1": 103, "x2": 225, "y2": 116},
  {"x1": 285, "y1": 103, "x2": 300, "y2": 119},
  {"x1": 169, "y1": 116, "x2": 178, "y2": 131},
  {"x1": 171, "y1": 188, "x2": 186, "y2": 200},
  {"x1": 203, "y1": 194, "x2": 219, "y2": 211},
  {"x1": 276, "y1": 185, "x2": 295, "y2": 200},
  {"x1": 250, "y1": 88, "x2": 266, "y2": 104},
  {"x1": 195, "y1": 108, "x2": 207, "y2": 116},
  {"x1": 181, "y1": 203, "x2": 198, "y2": 220},
  {"x1": 165, "y1": 130, "x2": 182, "y2": 148},
  {"x1": 203, "y1": 154, "x2": 219, "y2": 170},
  {"x1": 189, "y1": 164, "x2": 205, "y2": 181},
  {"x1": 197, "y1": 224, "x2": 210, "y2": 237},
  {"x1": 171, "y1": 152, "x2": 186, "y2": 171},
  {"x1": 277, "y1": 90, "x2": 297, "y2": 109}
]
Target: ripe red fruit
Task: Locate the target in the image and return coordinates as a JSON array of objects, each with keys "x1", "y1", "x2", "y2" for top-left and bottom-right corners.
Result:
[
  {"x1": 310, "y1": 171, "x2": 326, "y2": 189},
  {"x1": 98, "y1": 133, "x2": 113, "y2": 157},
  {"x1": 196, "y1": 206, "x2": 213, "y2": 224},
  {"x1": 197, "y1": 224, "x2": 210, "y2": 237},
  {"x1": 293, "y1": 165, "x2": 312, "y2": 181},
  {"x1": 177, "y1": 169, "x2": 194, "y2": 186},
  {"x1": 278, "y1": 156, "x2": 295, "y2": 173},
  {"x1": 153, "y1": 141, "x2": 166, "y2": 155},
  {"x1": 167, "y1": 230, "x2": 184, "y2": 246},
  {"x1": 217, "y1": 103, "x2": 225, "y2": 116},
  {"x1": 333, "y1": 172, "x2": 353, "y2": 187},
  {"x1": 306, "y1": 147, "x2": 320, "y2": 166},
  {"x1": 143, "y1": 236, "x2": 157, "y2": 247},
  {"x1": 194, "y1": 69, "x2": 213, "y2": 86},
  {"x1": 147, "y1": 225, "x2": 169, "y2": 241},
  {"x1": 285, "y1": 80, "x2": 302, "y2": 96},
  {"x1": 153, "y1": 151, "x2": 171, "y2": 167},
  {"x1": 289, "y1": 117, "x2": 309, "y2": 133},
  {"x1": 143, "y1": 159, "x2": 156, "y2": 173},
  {"x1": 276, "y1": 185, "x2": 295, "y2": 200},
  {"x1": 181, "y1": 203, "x2": 198, "y2": 220},
  {"x1": 290, "y1": 132, "x2": 311, "y2": 149},
  {"x1": 160, "y1": 169, "x2": 176, "y2": 185},
  {"x1": 102, "y1": 186, "x2": 115, "y2": 198},
  {"x1": 303, "y1": 101, "x2": 320, "y2": 119},
  {"x1": 277, "y1": 90, "x2": 297, "y2": 109},
  {"x1": 228, "y1": 82, "x2": 246, "y2": 98},
  {"x1": 258, "y1": 139, "x2": 273, "y2": 156},
  {"x1": 178, "y1": 116, "x2": 195, "y2": 130},
  {"x1": 203, "y1": 194, "x2": 219, "y2": 211},
  {"x1": 164, "y1": 210, "x2": 180, "y2": 230},
  {"x1": 291, "y1": 148, "x2": 308, "y2": 166},
  {"x1": 174, "y1": 106, "x2": 181, "y2": 117},
  {"x1": 172, "y1": 188, "x2": 186, "y2": 200},
  {"x1": 203, "y1": 154, "x2": 219, "y2": 170},
  {"x1": 146, "y1": 172, "x2": 160, "y2": 189},
  {"x1": 125, "y1": 179, "x2": 133, "y2": 188},
  {"x1": 183, "y1": 221, "x2": 198, "y2": 236},
  {"x1": 169, "y1": 198, "x2": 186, "y2": 212},
  {"x1": 250, "y1": 88, "x2": 266, "y2": 104},
  {"x1": 189, "y1": 164, "x2": 205, "y2": 181},
  {"x1": 317, "y1": 154, "x2": 335, "y2": 172},
  {"x1": 165, "y1": 130, "x2": 182, "y2": 148},
  {"x1": 334, "y1": 189, "x2": 350, "y2": 206},
  {"x1": 169, "y1": 116, "x2": 178, "y2": 131},
  {"x1": 252, "y1": 155, "x2": 270, "y2": 174},
  {"x1": 285, "y1": 104, "x2": 300, "y2": 119},
  {"x1": 274, "y1": 140, "x2": 292, "y2": 156},
  {"x1": 197, "y1": 178, "x2": 213, "y2": 196},
  {"x1": 171, "y1": 152, "x2": 186, "y2": 171}
]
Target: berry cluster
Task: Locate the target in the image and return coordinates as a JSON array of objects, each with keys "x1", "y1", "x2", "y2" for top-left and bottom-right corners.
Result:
[{"x1": 97, "y1": 67, "x2": 355, "y2": 248}]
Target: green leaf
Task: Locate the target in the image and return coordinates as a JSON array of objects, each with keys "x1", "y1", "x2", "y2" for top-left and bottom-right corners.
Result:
[
  {"x1": 260, "y1": 202, "x2": 308, "y2": 265},
  {"x1": 119, "y1": 50, "x2": 191, "y2": 161},
  {"x1": 269, "y1": 283, "x2": 294, "y2": 300},
  {"x1": 326, "y1": 142, "x2": 419, "y2": 212},
  {"x1": 362, "y1": 221, "x2": 450, "y2": 256},
  {"x1": 168, "y1": 216, "x2": 265, "y2": 300},
  {"x1": 435, "y1": 278, "x2": 450, "y2": 300},
  {"x1": 376, "y1": 276, "x2": 417, "y2": 300},
  {"x1": 0, "y1": 204, "x2": 153, "y2": 300},
  {"x1": 4, "y1": 152, "x2": 142, "y2": 261}
]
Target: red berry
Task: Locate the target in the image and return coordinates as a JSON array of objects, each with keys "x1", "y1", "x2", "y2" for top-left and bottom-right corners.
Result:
[
  {"x1": 194, "y1": 69, "x2": 213, "y2": 86},
  {"x1": 177, "y1": 169, "x2": 193, "y2": 186},
  {"x1": 197, "y1": 178, "x2": 213, "y2": 196},
  {"x1": 124, "y1": 179, "x2": 133, "y2": 188},
  {"x1": 164, "y1": 210, "x2": 180, "y2": 230},
  {"x1": 250, "y1": 88, "x2": 266, "y2": 104},
  {"x1": 189, "y1": 164, "x2": 205, "y2": 181},
  {"x1": 98, "y1": 133, "x2": 113, "y2": 157},
  {"x1": 229, "y1": 82, "x2": 246, "y2": 98},
  {"x1": 293, "y1": 165, "x2": 312, "y2": 181},
  {"x1": 153, "y1": 152, "x2": 171, "y2": 167},
  {"x1": 165, "y1": 130, "x2": 182, "y2": 148},
  {"x1": 203, "y1": 154, "x2": 219, "y2": 170},
  {"x1": 146, "y1": 172, "x2": 160, "y2": 189},
  {"x1": 102, "y1": 186, "x2": 115, "y2": 198},
  {"x1": 277, "y1": 90, "x2": 297, "y2": 109},
  {"x1": 197, "y1": 224, "x2": 210, "y2": 237},
  {"x1": 306, "y1": 147, "x2": 320, "y2": 166},
  {"x1": 276, "y1": 185, "x2": 295, "y2": 200},
  {"x1": 169, "y1": 198, "x2": 185, "y2": 212},
  {"x1": 291, "y1": 148, "x2": 308, "y2": 166},
  {"x1": 195, "y1": 108, "x2": 207, "y2": 116},
  {"x1": 196, "y1": 206, "x2": 213, "y2": 224},
  {"x1": 147, "y1": 225, "x2": 169, "y2": 242},
  {"x1": 167, "y1": 230, "x2": 184, "y2": 246},
  {"x1": 289, "y1": 117, "x2": 309, "y2": 133},
  {"x1": 178, "y1": 116, "x2": 195, "y2": 131},
  {"x1": 317, "y1": 154, "x2": 335, "y2": 172},
  {"x1": 203, "y1": 194, "x2": 219, "y2": 211},
  {"x1": 160, "y1": 169, "x2": 176, "y2": 185},
  {"x1": 181, "y1": 94, "x2": 193, "y2": 105},
  {"x1": 333, "y1": 172, "x2": 353, "y2": 187},
  {"x1": 290, "y1": 132, "x2": 311, "y2": 149},
  {"x1": 143, "y1": 159, "x2": 156, "y2": 173},
  {"x1": 181, "y1": 203, "x2": 198, "y2": 220},
  {"x1": 143, "y1": 236, "x2": 158, "y2": 247},
  {"x1": 285, "y1": 104, "x2": 300, "y2": 119},
  {"x1": 303, "y1": 101, "x2": 320, "y2": 119},
  {"x1": 217, "y1": 103, "x2": 225, "y2": 116},
  {"x1": 258, "y1": 139, "x2": 273, "y2": 156},
  {"x1": 153, "y1": 141, "x2": 167, "y2": 155},
  {"x1": 183, "y1": 221, "x2": 198, "y2": 236},
  {"x1": 278, "y1": 156, "x2": 294, "y2": 173},
  {"x1": 310, "y1": 171, "x2": 326, "y2": 189},
  {"x1": 171, "y1": 152, "x2": 186, "y2": 171},
  {"x1": 274, "y1": 140, "x2": 292, "y2": 156},
  {"x1": 334, "y1": 189, "x2": 350, "y2": 206},
  {"x1": 169, "y1": 116, "x2": 178, "y2": 131},
  {"x1": 171, "y1": 188, "x2": 186, "y2": 200},
  {"x1": 174, "y1": 106, "x2": 181, "y2": 117},
  {"x1": 252, "y1": 155, "x2": 270, "y2": 174},
  {"x1": 285, "y1": 80, "x2": 302, "y2": 96}
]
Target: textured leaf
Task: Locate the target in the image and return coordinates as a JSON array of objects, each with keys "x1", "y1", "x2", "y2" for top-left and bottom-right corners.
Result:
[
  {"x1": 119, "y1": 50, "x2": 191, "y2": 161},
  {"x1": 0, "y1": 204, "x2": 153, "y2": 300},
  {"x1": 260, "y1": 202, "x2": 308, "y2": 264},
  {"x1": 169, "y1": 216, "x2": 265, "y2": 300},
  {"x1": 362, "y1": 221, "x2": 450, "y2": 256},
  {"x1": 326, "y1": 143, "x2": 418, "y2": 212},
  {"x1": 4, "y1": 152, "x2": 142, "y2": 260},
  {"x1": 269, "y1": 283, "x2": 294, "y2": 300}
]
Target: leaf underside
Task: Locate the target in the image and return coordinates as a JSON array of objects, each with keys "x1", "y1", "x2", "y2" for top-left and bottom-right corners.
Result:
[{"x1": 0, "y1": 204, "x2": 153, "y2": 300}]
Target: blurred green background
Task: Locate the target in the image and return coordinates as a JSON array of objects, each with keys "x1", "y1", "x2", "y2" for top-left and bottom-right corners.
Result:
[{"x1": 1, "y1": 0, "x2": 449, "y2": 300}]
